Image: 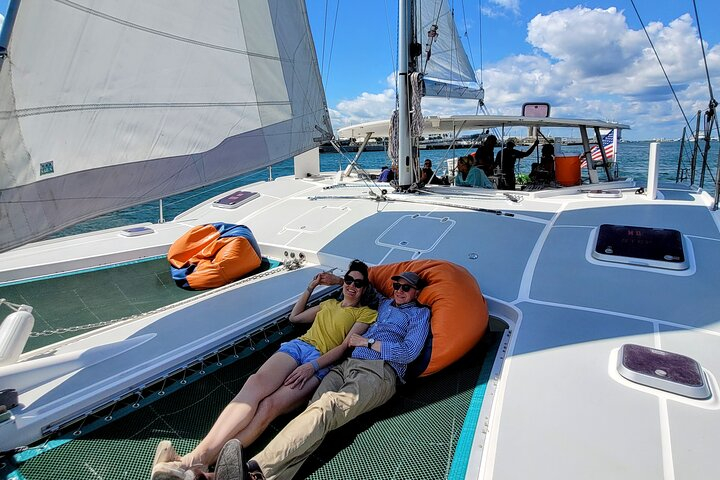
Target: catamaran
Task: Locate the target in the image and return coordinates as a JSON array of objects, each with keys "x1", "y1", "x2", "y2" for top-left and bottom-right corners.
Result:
[{"x1": 1, "y1": 1, "x2": 719, "y2": 479}]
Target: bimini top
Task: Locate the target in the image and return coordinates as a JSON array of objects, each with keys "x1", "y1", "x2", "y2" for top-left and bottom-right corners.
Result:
[{"x1": 338, "y1": 115, "x2": 630, "y2": 138}]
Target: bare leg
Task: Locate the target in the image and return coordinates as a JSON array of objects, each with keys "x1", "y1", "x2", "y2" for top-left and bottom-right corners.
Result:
[
  {"x1": 235, "y1": 376, "x2": 320, "y2": 448},
  {"x1": 181, "y1": 352, "x2": 298, "y2": 468}
]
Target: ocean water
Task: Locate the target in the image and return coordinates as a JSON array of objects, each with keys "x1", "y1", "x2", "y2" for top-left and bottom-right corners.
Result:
[{"x1": 56, "y1": 141, "x2": 718, "y2": 237}]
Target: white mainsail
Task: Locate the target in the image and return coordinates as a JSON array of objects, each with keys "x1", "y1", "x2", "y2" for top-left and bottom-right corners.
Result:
[
  {"x1": 415, "y1": 0, "x2": 483, "y2": 100},
  {"x1": 0, "y1": 0, "x2": 330, "y2": 253}
]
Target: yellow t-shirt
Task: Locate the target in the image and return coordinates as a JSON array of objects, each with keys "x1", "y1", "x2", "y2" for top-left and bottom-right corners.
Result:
[{"x1": 299, "y1": 299, "x2": 377, "y2": 354}]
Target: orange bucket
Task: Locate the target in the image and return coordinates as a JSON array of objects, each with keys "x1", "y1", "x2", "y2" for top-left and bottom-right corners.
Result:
[{"x1": 555, "y1": 155, "x2": 581, "y2": 186}]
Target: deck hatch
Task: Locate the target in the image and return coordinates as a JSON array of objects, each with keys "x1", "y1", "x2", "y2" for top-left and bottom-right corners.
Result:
[
  {"x1": 212, "y1": 190, "x2": 259, "y2": 209},
  {"x1": 592, "y1": 224, "x2": 688, "y2": 270},
  {"x1": 376, "y1": 214, "x2": 455, "y2": 253},
  {"x1": 617, "y1": 344, "x2": 710, "y2": 399}
]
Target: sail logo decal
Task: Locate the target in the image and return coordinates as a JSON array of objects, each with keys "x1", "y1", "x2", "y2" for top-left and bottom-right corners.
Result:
[{"x1": 40, "y1": 161, "x2": 54, "y2": 175}]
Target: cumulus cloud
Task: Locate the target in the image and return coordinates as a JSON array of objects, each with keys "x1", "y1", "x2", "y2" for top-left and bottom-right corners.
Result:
[
  {"x1": 329, "y1": 6, "x2": 719, "y2": 139},
  {"x1": 525, "y1": 9, "x2": 716, "y2": 95},
  {"x1": 330, "y1": 89, "x2": 396, "y2": 129},
  {"x1": 507, "y1": 7, "x2": 718, "y2": 136}
]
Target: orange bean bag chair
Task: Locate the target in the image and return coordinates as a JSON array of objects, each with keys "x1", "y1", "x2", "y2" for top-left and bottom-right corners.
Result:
[
  {"x1": 168, "y1": 223, "x2": 262, "y2": 290},
  {"x1": 368, "y1": 259, "x2": 488, "y2": 377}
]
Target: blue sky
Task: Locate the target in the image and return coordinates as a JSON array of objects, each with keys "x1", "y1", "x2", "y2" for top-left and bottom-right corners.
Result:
[
  {"x1": 306, "y1": 0, "x2": 720, "y2": 140},
  {"x1": 2, "y1": 1, "x2": 718, "y2": 140}
]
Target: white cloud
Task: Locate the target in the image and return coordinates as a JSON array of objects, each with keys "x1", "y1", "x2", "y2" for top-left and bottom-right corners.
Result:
[
  {"x1": 490, "y1": 0, "x2": 520, "y2": 16},
  {"x1": 516, "y1": 7, "x2": 719, "y2": 137},
  {"x1": 481, "y1": 0, "x2": 520, "y2": 19},
  {"x1": 526, "y1": 9, "x2": 718, "y2": 95},
  {"x1": 330, "y1": 89, "x2": 396, "y2": 130},
  {"x1": 328, "y1": 6, "x2": 719, "y2": 139}
]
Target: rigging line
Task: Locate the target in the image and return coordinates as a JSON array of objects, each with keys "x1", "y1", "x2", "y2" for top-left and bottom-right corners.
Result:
[
  {"x1": 700, "y1": 117, "x2": 718, "y2": 185},
  {"x1": 321, "y1": 0, "x2": 329, "y2": 79},
  {"x1": 339, "y1": 148, "x2": 389, "y2": 198},
  {"x1": 692, "y1": 0, "x2": 715, "y2": 104},
  {"x1": 689, "y1": 0, "x2": 717, "y2": 187},
  {"x1": 389, "y1": 0, "x2": 399, "y2": 102},
  {"x1": 324, "y1": 0, "x2": 341, "y2": 93},
  {"x1": 459, "y1": 0, "x2": 477, "y2": 77},
  {"x1": 383, "y1": 0, "x2": 397, "y2": 86},
  {"x1": 628, "y1": 0, "x2": 693, "y2": 135},
  {"x1": 425, "y1": 0, "x2": 447, "y2": 76},
  {"x1": 433, "y1": 0, "x2": 446, "y2": 27},
  {"x1": 478, "y1": 0, "x2": 483, "y2": 85},
  {"x1": 450, "y1": 2, "x2": 459, "y2": 85}
]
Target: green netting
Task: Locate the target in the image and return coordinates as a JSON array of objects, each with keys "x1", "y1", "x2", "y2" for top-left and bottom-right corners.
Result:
[
  {"x1": 0, "y1": 258, "x2": 276, "y2": 352},
  {"x1": 2, "y1": 329, "x2": 500, "y2": 480},
  {"x1": 297, "y1": 332, "x2": 501, "y2": 480},
  {"x1": 0, "y1": 328, "x2": 500, "y2": 480}
]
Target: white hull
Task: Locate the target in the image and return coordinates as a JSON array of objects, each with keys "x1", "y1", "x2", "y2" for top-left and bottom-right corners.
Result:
[{"x1": 2, "y1": 167, "x2": 720, "y2": 479}]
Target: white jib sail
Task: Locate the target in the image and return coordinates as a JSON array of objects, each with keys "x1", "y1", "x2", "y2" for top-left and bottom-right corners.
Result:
[
  {"x1": 415, "y1": 0, "x2": 483, "y2": 100},
  {"x1": 0, "y1": 0, "x2": 330, "y2": 253}
]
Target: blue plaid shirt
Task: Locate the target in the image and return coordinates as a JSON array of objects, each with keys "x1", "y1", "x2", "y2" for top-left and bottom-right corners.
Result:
[{"x1": 351, "y1": 296, "x2": 430, "y2": 382}]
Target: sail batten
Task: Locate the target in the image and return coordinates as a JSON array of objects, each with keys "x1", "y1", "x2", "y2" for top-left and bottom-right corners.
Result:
[{"x1": 0, "y1": 0, "x2": 330, "y2": 252}]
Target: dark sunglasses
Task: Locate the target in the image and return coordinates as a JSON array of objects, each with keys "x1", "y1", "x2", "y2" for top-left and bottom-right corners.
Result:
[
  {"x1": 344, "y1": 275, "x2": 367, "y2": 288},
  {"x1": 392, "y1": 282, "x2": 415, "y2": 292}
]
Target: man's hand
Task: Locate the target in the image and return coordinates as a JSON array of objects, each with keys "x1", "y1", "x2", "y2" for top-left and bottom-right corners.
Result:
[
  {"x1": 348, "y1": 333, "x2": 368, "y2": 348},
  {"x1": 284, "y1": 363, "x2": 316, "y2": 389}
]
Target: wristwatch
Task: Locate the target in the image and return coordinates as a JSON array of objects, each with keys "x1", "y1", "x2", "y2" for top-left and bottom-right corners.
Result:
[{"x1": 367, "y1": 338, "x2": 376, "y2": 349}]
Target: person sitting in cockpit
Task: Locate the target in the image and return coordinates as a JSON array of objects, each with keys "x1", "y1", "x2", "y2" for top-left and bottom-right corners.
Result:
[
  {"x1": 454, "y1": 156, "x2": 494, "y2": 189},
  {"x1": 529, "y1": 144, "x2": 556, "y2": 183}
]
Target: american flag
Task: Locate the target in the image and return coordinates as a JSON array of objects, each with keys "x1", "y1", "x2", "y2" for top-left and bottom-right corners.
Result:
[{"x1": 590, "y1": 130, "x2": 615, "y2": 162}]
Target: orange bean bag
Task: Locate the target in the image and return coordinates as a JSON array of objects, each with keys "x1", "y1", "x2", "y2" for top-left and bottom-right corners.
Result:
[
  {"x1": 168, "y1": 223, "x2": 262, "y2": 290},
  {"x1": 369, "y1": 259, "x2": 488, "y2": 377}
]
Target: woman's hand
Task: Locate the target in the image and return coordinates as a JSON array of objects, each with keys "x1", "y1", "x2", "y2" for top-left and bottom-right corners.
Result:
[
  {"x1": 284, "y1": 363, "x2": 316, "y2": 389},
  {"x1": 307, "y1": 273, "x2": 321, "y2": 292},
  {"x1": 316, "y1": 272, "x2": 342, "y2": 286},
  {"x1": 347, "y1": 333, "x2": 368, "y2": 348}
]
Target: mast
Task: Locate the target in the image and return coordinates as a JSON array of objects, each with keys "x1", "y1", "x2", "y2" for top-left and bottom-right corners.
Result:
[{"x1": 397, "y1": 0, "x2": 413, "y2": 187}]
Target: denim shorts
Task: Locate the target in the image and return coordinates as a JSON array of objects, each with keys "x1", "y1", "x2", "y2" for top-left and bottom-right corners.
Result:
[{"x1": 277, "y1": 338, "x2": 331, "y2": 380}]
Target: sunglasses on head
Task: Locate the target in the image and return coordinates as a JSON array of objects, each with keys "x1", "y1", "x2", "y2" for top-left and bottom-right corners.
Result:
[
  {"x1": 392, "y1": 282, "x2": 415, "y2": 292},
  {"x1": 344, "y1": 274, "x2": 367, "y2": 288}
]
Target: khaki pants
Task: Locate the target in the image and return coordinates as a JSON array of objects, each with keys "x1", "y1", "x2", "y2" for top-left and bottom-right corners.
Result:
[{"x1": 252, "y1": 358, "x2": 397, "y2": 480}]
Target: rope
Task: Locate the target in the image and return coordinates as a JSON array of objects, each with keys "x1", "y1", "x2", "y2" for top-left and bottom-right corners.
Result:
[
  {"x1": 478, "y1": 0, "x2": 483, "y2": 85},
  {"x1": 384, "y1": 0, "x2": 398, "y2": 78},
  {"x1": 320, "y1": 0, "x2": 329, "y2": 78},
  {"x1": 309, "y1": 191, "x2": 515, "y2": 216},
  {"x1": 0, "y1": 299, "x2": 28, "y2": 312},
  {"x1": 322, "y1": 0, "x2": 341, "y2": 91},
  {"x1": 460, "y1": 0, "x2": 477, "y2": 76},
  {"x1": 692, "y1": 0, "x2": 715, "y2": 104},
  {"x1": 421, "y1": 0, "x2": 446, "y2": 73},
  {"x1": 410, "y1": 72, "x2": 424, "y2": 137},
  {"x1": 388, "y1": 109, "x2": 399, "y2": 163},
  {"x1": 629, "y1": 0, "x2": 693, "y2": 135}
]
